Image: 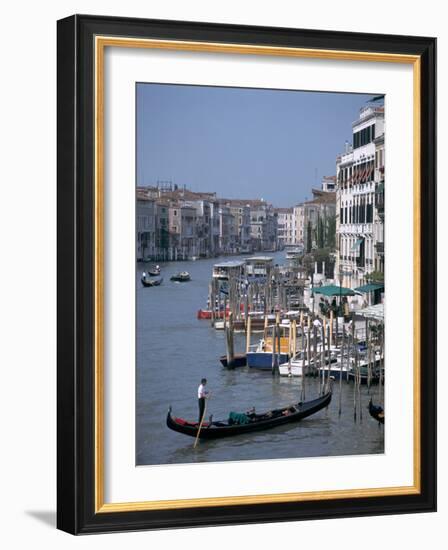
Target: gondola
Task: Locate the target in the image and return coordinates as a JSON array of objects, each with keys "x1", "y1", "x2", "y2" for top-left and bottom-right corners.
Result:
[
  {"x1": 141, "y1": 277, "x2": 163, "y2": 287},
  {"x1": 166, "y1": 390, "x2": 332, "y2": 440},
  {"x1": 368, "y1": 399, "x2": 384, "y2": 424}
]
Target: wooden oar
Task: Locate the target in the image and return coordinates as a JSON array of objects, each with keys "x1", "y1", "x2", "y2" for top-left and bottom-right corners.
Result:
[{"x1": 193, "y1": 395, "x2": 211, "y2": 448}]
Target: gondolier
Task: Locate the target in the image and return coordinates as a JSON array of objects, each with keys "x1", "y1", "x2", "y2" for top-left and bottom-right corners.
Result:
[{"x1": 197, "y1": 378, "x2": 210, "y2": 423}]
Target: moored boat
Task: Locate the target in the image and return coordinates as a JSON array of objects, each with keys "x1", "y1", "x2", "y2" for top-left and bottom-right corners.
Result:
[
  {"x1": 197, "y1": 303, "x2": 246, "y2": 320},
  {"x1": 279, "y1": 349, "x2": 338, "y2": 377},
  {"x1": 247, "y1": 322, "x2": 294, "y2": 370},
  {"x1": 246, "y1": 350, "x2": 289, "y2": 369},
  {"x1": 219, "y1": 353, "x2": 247, "y2": 368},
  {"x1": 317, "y1": 361, "x2": 350, "y2": 381},
  {"x1": 197, "y1": 309, "x2": 219, "y2": 319},
  {"x1": 170, "y1": 271, "x2": 191, "y2": 282},
  {"x1": 166, "y1": 390, "x2": 332, "y2": 440},
  {"x1": 347, "y1": 352, "x2": 383, "y2": 384}
]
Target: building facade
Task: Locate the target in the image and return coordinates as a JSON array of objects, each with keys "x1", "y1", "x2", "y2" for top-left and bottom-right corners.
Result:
[
  {"x1": 335, "y1": 103, "x2": 385, "y2": 288},
  {"x1": 136, "y1": 195, "x2": 156, "y2": 261},
  {"x1": 136, "y1": 185, "x2": 279, "y2": 260},
  {"x1": 225, "y1": 201, "x2": 252, "y2": 253},
  {"x1": 275, "y1": 207, "x2": 295, "y2": 247},
  {"x1": 294, "y1": 188, "x2": 336, "y2": 253},
  {"x1": 249, "y1": 201, "x2": 278, "y2": 251}
]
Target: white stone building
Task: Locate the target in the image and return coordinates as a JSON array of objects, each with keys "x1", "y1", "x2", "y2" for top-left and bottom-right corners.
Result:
[
  {"x1": 275, "y1": 207, "x2": 295, "y2": 247},
  {"x1": 335, "y1": 103, "x2": 385, "y2": 289}
]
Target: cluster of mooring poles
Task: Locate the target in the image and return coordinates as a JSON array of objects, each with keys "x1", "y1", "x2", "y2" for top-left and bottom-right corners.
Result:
[{"x1": 208, "y1": 262, "x2": 384, "y2": 423}]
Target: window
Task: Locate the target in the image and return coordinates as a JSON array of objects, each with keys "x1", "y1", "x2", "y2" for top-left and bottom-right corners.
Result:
[{"x1": 353, "y1": 124, "x2": 375, "y2": 149}]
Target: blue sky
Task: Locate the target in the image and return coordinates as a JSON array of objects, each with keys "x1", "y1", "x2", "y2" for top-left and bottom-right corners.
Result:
[{"x1": 136, "y1": 84, "x2": 377, "y2": 207}]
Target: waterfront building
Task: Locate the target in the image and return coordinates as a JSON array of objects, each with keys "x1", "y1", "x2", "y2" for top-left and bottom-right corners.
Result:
[
  {"x1": 264, "y1": 207, "x2": 278, "y2": 251},
  {"x1": 374, "y1": 129, "x2": 385, "y2": 274},
  {"x1": 168, "y1": 203, "x2": 182, "y2": 260},
  {"x1": 224, "y1": 201, "x2": 252, "y2": 253},
  {"x1": 155, "y1": 201, "x2": 169, "y2": 260},
  {"x1": 167, "y1": 203, "x2": 199, "y2": 260},
  {"x1": 335, "y1": 103, "x2": 385, "y2": 289},
  {"x1": 209, "y1": 200, "x2": 221, "y2": 257},
  {"x1": 294, "y1": 187, "x2": 336, "y2": 253},
  {"x1": 180, "y1": 204, "x2": 198, "y2": 259},
  {"x1": 136, "y1": 194, "x2": 156, "y2": 261},
  {"x1": 275, "y1": 207, "x2": 295, "y2": 247},
  {"x1": 187, "y1": 199, "x2": 213, "y2": 258},
  {"x1": 137, "y1": 185, "x2": 277, "y2": 259},
  {"x1": 218, "y1": 205, "x2": 233, "y2": 254},
  {"x1": 249, "y1": 200, "x2": 278, "y2": 252}
]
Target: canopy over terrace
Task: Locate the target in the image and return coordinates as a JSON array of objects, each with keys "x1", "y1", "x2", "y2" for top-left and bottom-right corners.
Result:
[
  {"x1": 356, "y1": 303, "x2": 384, "y2": 321},
  {"x1": 313, "y1": 285, "x2": 357, "y2": 297},
  {"x1": 354, "y1": 283, "x2": 385, "y2": 293}
]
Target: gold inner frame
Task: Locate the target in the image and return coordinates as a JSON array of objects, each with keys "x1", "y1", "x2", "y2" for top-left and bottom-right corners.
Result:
[{"x1": 94, "y1": 36, "x2": 421, "y2": 513}]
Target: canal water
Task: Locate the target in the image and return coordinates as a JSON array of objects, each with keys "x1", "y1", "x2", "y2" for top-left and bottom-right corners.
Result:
[{"x1": 136, "y1": 252, "x2": 384, "y2": 466}]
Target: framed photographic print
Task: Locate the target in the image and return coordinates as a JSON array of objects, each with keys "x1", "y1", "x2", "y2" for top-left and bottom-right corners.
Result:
[{"x1": 57, "y1": 14, "x2": 436, "y2": 534}]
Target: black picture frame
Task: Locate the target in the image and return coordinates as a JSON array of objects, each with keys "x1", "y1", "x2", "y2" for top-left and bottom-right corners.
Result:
[{"x1": 57, "y1": 14, "x2": 436, "y2": 534}]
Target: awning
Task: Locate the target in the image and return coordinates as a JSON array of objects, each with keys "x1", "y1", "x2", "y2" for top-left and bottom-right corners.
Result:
[
  {"x1": 355, "y1": 283, "x2": 384, "y2": 293},
  {"x1": 357, "y1": 303, "x2": 384, "y2": 321},
  {"x1": 313, "y1": 285, "x2": 356, "y2": 297},
  {"x1": 351, "y1": 238, "x2": 363, "y2": 251}
]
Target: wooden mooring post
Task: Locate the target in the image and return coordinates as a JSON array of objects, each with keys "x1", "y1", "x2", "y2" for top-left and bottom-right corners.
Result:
[
  {"x1": 225, "y1": 312, "x2": 235, "y2": 367},
  {"x1": 329, "y1": 309, "x2": 333, "y2": 348},
  {"x1": 339, "y1": 327, "x2": 345, "y2": 415},
  {"x1": 246, "y1": 314, "x2": 252, "y2": 354}
]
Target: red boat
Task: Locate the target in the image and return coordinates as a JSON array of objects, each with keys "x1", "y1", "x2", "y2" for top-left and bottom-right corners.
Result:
[
  {"x1": 197, "y1": 309, "x2": 223, "y2": 320},
  {"x1": 197, "y1": 304, "x2": 247, "y2": 320}
]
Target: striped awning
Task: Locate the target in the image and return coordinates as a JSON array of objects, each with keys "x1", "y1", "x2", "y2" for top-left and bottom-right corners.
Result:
[{"x1": 351, "y1": 238, "x2": 363, "y2": 251}]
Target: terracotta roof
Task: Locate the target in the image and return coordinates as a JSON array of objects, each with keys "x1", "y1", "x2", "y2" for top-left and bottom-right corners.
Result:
[
  {"x1": 308, "y1": 192, "x2": 336, "y2": 204},
  {"x1": 295, "y1": 192, "x2": 336, "y2": 207}
]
